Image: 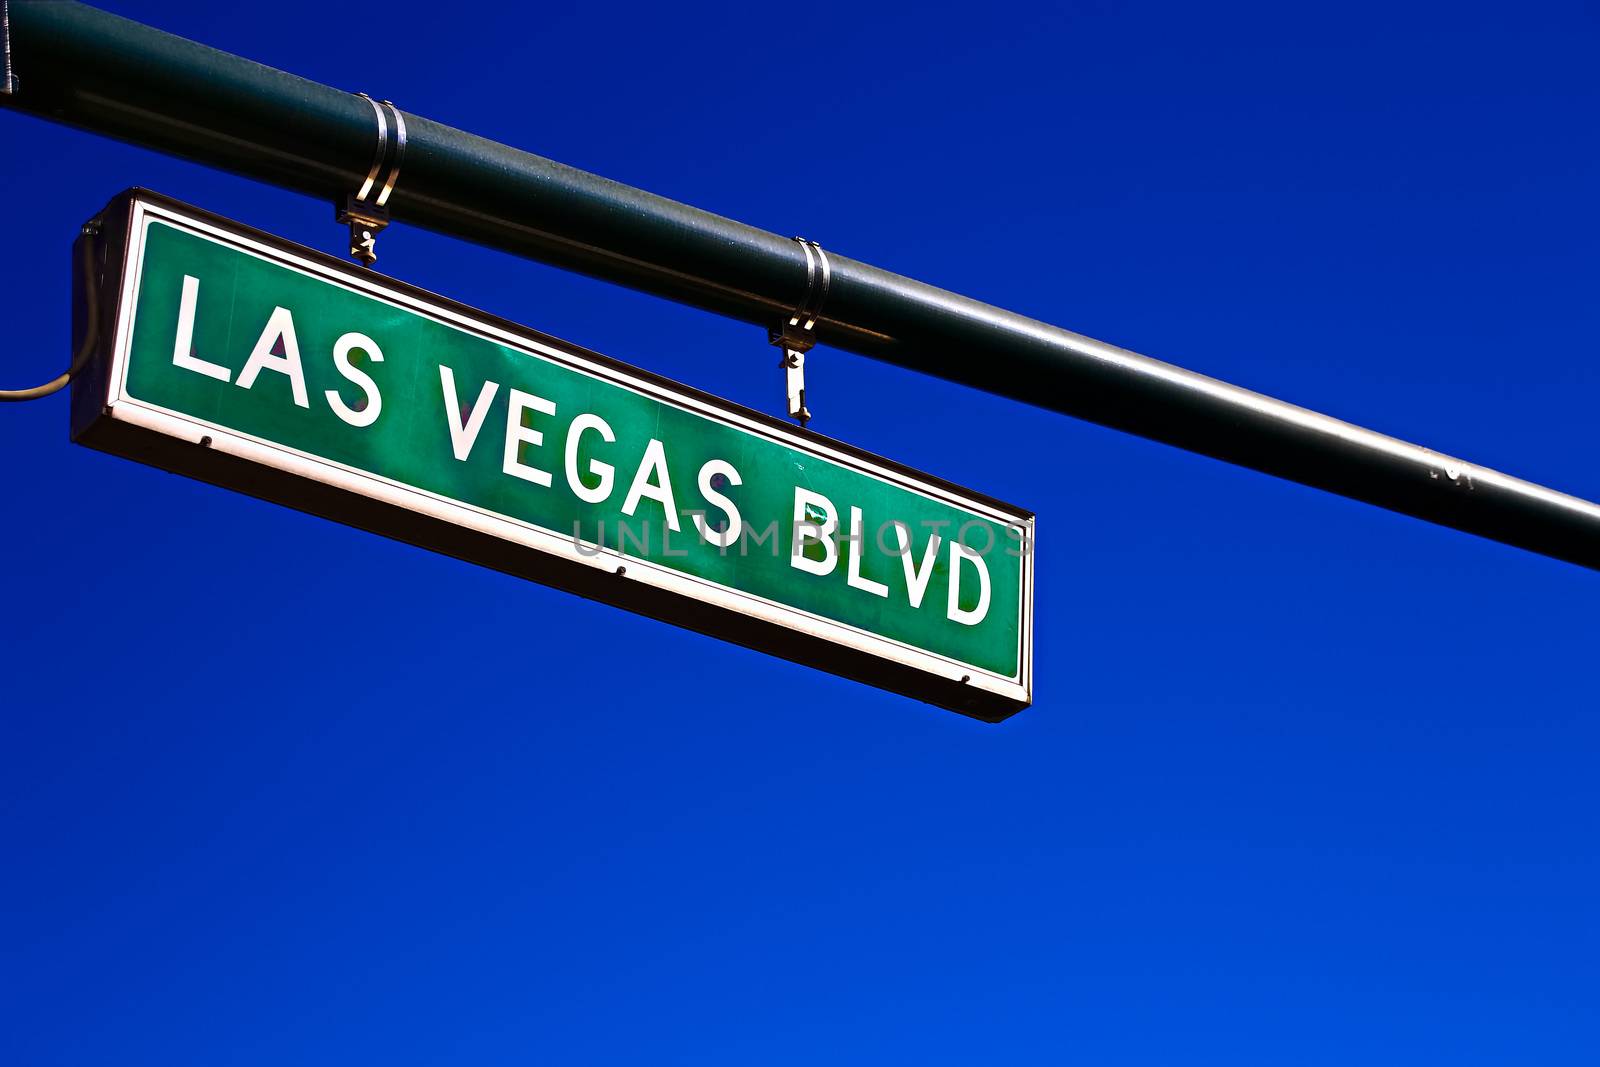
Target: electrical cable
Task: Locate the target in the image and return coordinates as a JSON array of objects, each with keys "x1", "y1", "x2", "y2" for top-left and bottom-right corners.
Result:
[{"x1": 1, "y1": 229, "x2": 99, "y2": 402}]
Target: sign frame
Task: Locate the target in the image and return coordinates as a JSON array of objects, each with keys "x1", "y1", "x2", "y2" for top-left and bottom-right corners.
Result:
[{"x1": 71, "y1": 189, "x2": 1035, "y2": 721}]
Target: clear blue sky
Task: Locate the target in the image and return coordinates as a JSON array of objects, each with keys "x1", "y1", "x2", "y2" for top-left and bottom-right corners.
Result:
[{"x1": 4, "y1": 2, "x2": 1598, "y2": 1063}]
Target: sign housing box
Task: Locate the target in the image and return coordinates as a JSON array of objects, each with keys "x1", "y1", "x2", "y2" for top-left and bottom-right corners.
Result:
[{"x1": 71, "y1": 190, "x2": 1035, "y2": 721}]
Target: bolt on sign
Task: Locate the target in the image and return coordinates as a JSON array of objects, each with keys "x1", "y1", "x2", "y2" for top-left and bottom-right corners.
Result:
[{"x1": 71, "y1": 191, "x2": 1035, "y2": 720}]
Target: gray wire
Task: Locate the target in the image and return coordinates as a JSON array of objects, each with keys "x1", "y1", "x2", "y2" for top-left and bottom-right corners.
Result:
[{"x1": 1, "y1": 232, "x2": 100, "y2": 402}]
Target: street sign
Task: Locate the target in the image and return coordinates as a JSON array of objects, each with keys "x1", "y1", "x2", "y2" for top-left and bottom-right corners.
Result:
[{"x1": 72, "y1": 191, "x2": 1034, "y2": 720}]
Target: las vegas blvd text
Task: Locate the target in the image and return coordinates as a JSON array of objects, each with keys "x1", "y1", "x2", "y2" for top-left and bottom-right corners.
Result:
[{"x1": 162, "y1": 271, "x2": 1019, "y2": 628}]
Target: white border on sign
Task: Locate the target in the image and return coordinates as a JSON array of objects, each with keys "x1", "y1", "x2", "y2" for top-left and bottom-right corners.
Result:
[{"x1": 103, "y1": 197, "x2": 1034, "y2": 706}]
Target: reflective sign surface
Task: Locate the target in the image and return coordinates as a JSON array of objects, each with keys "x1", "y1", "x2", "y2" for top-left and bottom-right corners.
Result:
[{"x1": 77, "y1": 192, "x2": 1034, "y2": 719}]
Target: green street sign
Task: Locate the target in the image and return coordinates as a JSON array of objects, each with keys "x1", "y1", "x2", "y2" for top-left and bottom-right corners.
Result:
[{"x1": 73, "y1": 191, "x2": 1034, "y2": 720}]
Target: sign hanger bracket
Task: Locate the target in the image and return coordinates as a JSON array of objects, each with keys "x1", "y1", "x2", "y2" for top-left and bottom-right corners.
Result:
[
  {"x1": 768, "y1": 236, "x2": 830, "y2": 428},
  {"x1": 336, "y1": 93, "x2": 405, "y2": 267}
]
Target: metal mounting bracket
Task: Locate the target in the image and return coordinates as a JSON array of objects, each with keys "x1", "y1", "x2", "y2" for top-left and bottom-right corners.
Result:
[
  {"x1": 336, "y1": 93, "x2": 406, "y2": 266},
  {"x1": 768, "y1": 236, "x2": 830, "y2": 428}
]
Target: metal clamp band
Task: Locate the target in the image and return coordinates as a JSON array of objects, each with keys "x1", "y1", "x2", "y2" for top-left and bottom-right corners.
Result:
[
  {"x1": 768, "y1": 236, "x2": 832, "y2": 428},
  {"x1": 354, "y1": 93, "x2": 388, "y2": 202},
  {"x1": 338, "y1": 93, "x2": 406, "y2": 266},
  {"x1": 787, "y1": 236, "x2": 831, "y2": 332},
  {"x1": 375, "y1": 99, "x2": 406, "y2": 207}
]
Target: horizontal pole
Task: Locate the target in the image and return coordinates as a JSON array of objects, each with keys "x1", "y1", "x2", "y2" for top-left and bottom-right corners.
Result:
[{"x1": 5, "y1": 1, "x2": 1600, "y2": 569}]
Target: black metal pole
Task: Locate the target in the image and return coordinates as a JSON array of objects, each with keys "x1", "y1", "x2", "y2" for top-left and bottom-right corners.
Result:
[{"x1": 5, "y1": 1, "x2": 1599, "y2": 569}]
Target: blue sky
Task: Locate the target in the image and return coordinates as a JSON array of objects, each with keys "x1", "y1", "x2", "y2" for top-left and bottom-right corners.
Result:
[{"x1": 3, "y1": 2, "x2": 1598, "y2": 1063}]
